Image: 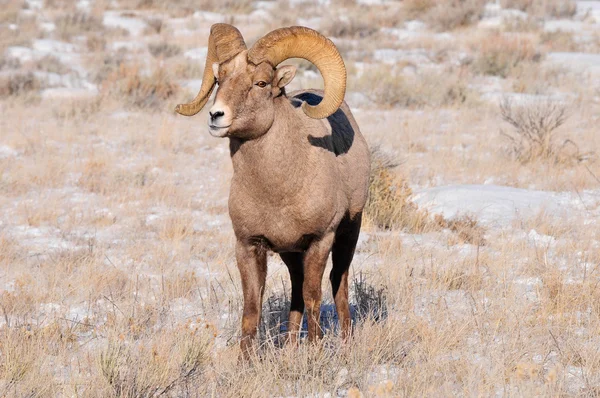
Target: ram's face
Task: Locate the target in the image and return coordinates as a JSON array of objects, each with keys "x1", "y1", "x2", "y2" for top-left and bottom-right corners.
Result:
[{"x1": 207, "y1": 51, "x2": 296, "y2": 139}]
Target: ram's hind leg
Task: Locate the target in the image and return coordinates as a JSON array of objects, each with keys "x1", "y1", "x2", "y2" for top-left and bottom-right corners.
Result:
[
  {"x1": 280, "y1": 252, "x2": 304, "y2": 345},
  {"x1": 330, "y1": 212, "x2": 362, "y2": 339}
]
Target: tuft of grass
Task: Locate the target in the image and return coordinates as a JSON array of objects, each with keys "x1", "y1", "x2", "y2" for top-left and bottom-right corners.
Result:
[
  {"x1": 425, "y1": 0, "x2": 486, "y2": 31},
  {"x1": 0, "y1": 72, "x2": 41, "y2": 97},
  {"x1": 500, "y1": 0, "x2": 577, "y2": 19},
  {"x1": 540, "y1": 30, "x2": 579, "y2": 52},
  {"x1": 0, "y1": 328, "x2": 55, "y2": 397},
  {"x1": 352, "y1": 65, "x2": 472, "y2": 108},
  {"x1": 148, "y1": 42, "x2": 182, "y2": 59},
  {"x1": 54, "y1": 11, "x2": 104, "y2": 40},
  {"x1": 436, "y1": 214, "x2": 487, "y2": 246},
  {"x1": 98, "y1": 328, "x2": 212, "y2": 398},
  {"x1": 320, "y1": 17, "x2": 378, "y2": 39},
  {"x1": 403, "y1": 0, "x2": 435, "y2": 19},
  {"x1": 500, "y1": 99, "x2": 591, "y2": 164},
  {"x1": 472, "y1": 33, "x2": 540, "y2": 78},
  {"x1": 35, "y1": 55, "x2": 70, "y2": 74},
  {"x1": 100, "y1": 64, "x2": 179, "y2": 109},
  {"x1": 365, "y1": 148, "x2": 431, "y2": 232}
]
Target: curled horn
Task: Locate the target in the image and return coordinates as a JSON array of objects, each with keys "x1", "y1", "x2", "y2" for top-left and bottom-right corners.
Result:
[
  {"x1": 175, "y1": 24, "x2": 246, "y2": 116},
  {"x1": 247, "y1": 26, "x2": 346, "y2": 119}
]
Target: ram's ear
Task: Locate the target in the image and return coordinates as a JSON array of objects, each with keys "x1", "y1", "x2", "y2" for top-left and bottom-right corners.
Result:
[{"x1": 273, "y1": 65, "x2": 296, "y2": 88}]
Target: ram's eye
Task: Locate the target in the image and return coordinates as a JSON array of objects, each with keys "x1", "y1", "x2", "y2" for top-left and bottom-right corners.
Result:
[{"x1": 256, "y1": 81, "x2": 267, "y2": 88}]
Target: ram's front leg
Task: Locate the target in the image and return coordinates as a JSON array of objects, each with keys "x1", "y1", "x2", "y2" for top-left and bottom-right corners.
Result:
[
  {"x1": 303, "y1": 232, "x2": 335, "y2": 341},
  {"x1": 236, "y1": 241, "x2": 267, "y2": 359}
]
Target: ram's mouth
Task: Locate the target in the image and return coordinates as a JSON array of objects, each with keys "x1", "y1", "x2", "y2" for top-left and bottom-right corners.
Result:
[{"x1": 208, "y1": 124, "x2": 231, "y2": 137}]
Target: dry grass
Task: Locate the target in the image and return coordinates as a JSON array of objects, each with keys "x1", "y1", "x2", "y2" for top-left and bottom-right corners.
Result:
[
  {"x1": 472, "y1": 33, "x2": 540, "y2": 77},
  {"x1": 0, "y1": 72, "x2": 41, "y2": 97},
  {"x1": 148, "y1": 42, "x2": 182, "y2": 59},
  {"x1": 0, "y1": 0, "x2": 599, "y2": 396},
  {"x1": 365, "y1": 148, "x2": 432, "y2": 232},
  {"x1": 424, "y1": 0, "x2": 487, "y2": 31},
  {"x1": 353, "y1": 65, "x2": 473, "y2": 108},
  {"x1": 96, "y1": 327, "x2": 212, "y2": 397},
  {"x1": 54, "y1": 11, "x2": 104, "y2": 40},
  {"x1": 100, "y1": 64, "x2": 179, "y2": 109},
  {"x1": 500, "y1": 0, "x2": 577, "y2": 19}
]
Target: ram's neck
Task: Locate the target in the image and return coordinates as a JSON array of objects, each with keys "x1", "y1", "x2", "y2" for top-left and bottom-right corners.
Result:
[{"x1": 229, "y1": 98, "x2": 310, "y2": 201}]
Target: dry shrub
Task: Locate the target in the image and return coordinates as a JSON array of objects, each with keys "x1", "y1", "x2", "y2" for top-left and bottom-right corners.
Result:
[
  {"x1": 0, "y1": 72, "x2": 41, "y2": 97},
  {"x1": 0, "y1": 56, "x2": 21, "y2": 71},
  {"x1": 97, "y1": 327, "x2": 212, "y2": 398},
  {"x1": 92, "y1": 50, "x2": 127, "y2": 83},
  {"x1": 320, "y1": 16, "x2": 378, "y2": 39},
  {"x1": 54, "y1": 11, "x2": 103, "y2": 39},
  {"x1": 500, "y1": 0, "x2": 577, "y2": 18},
  {"x1": 510, "y1": 62, "x2": 561, "y2": 94},
  {"x1": 403, "y1": 0, "x2": 435, "y2": 19},
  {"x1": 352, "y1": 271, "x2": 388, "y2": 322},
  {"x1": 87, "y1": 33, "x2": 107, "y2": 52},
  {"x1": 171, "y1": 59, "x2": 203, "y2": 79},
  {"x1": 101, "y1": 64, "x2": 179, "y2": 109},
  {"x1": 425, "y1": 0, "x2": 486, "y2": 31},
  {"x1": 353, "y1": 66, "x2": 472, "y2": 108},
  {"x1": 144, "y1": 17, "x2": 163, "y2": 35},
  {"x1": 35, "y1": 55, "x2": 70, "y2": 74},
  {"x1": 500, "y1": 99, "x2": 590, "y2": 164},
  {"x1": 148, "y1": 42, "x2": 182, "y2": 59},
  {"x1": 52, "y1": 97, "x2": 103, "y2": 122},
  {"x1": 365, "y1": 148, "x2": 430, "y2": 232},
  {"x1": 135, "y1": 0, "x2": 253, "y2": 15},
  {"x1": 540, "y1": 30, "x2": 579, "y2": 52},
  {"x1": 436, "y1": 214, "x2": 486, "y2": 246},
  {"x1": 472, "y1": 33, "x2": 540, "y2": 77}
]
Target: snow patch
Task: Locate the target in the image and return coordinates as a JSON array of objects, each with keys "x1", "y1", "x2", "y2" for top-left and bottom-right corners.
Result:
[
  {"x1": 546, "y1": 52, "x2": 600, "y2": 76},
  {"x1": 412, "y1": 185, "x2": 582, "y2": 227},
  {"x1": 0, "y1": 145, "x2": 19, "y2": 159},
  {"x1": 103, "y1": 11, "x2": 148, "y2": 36},
  {"x1": 184, "y1": 47, "x2": 208, "y2": 61}
]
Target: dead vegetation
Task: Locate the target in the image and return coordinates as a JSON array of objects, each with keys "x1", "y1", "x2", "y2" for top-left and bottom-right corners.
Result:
[
  {"x1": 365, "y1": 148, "x2": 431, "y2": 232},
  {"x1": 402, "y1": 0, "x2": 487, "y2": 31},
  {"x1": 96, "y1": 328, "x2": 212, "y2": 398},
  {"x1": 54, "y1": 11, "x2": 104, "y2": 40},
  {"x1": 472, "y1": 33, "x2": 540, "y2": 77},
  {"x1": 148, "y1": 42, "x2": 181, "y2": 59},
  {"x1": 100, "y1": 64, "x2": 179, "y2": 109},
  {"x1": 0, "y1": 72, "x2": 42, "y2": 97},
  {"x1": 0, "y1": 0, "x2": 599, "y2": 395},
  {"x1": 353, "y1": 65, "x2": 472, "y2": 108},
  {"x1": 424, "y1": 0, "x2": 487, "y2": 31},
  {"x1": 500, "y1": 0, "x2": 577, "y2": 19},
  {"x1": 500, "y1": 99, "x2": 591, "y2": 164}
]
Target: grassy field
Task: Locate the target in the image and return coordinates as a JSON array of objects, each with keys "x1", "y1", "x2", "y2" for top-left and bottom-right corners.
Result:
[{"x1": 1, "y1": 0, "x2": 600, "y2": 396}]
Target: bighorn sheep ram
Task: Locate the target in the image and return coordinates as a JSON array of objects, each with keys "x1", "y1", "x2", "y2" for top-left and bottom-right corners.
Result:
[{"x1": 175, "y1": 24, "x2": 370, "y2": 357}]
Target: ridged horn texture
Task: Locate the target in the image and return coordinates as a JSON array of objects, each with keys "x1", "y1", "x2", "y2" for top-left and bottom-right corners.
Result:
[
  {"x1": 248, "y1": 26, "x2": 346, "y2": 119},
  {"x1": 175, "y1": 24, "x2": 247, "y2": 116}
]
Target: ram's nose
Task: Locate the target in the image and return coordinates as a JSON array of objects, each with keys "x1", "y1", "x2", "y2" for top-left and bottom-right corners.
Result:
[{"x1": 209, "y1": 110, "x2": 224, "y2": 122}]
